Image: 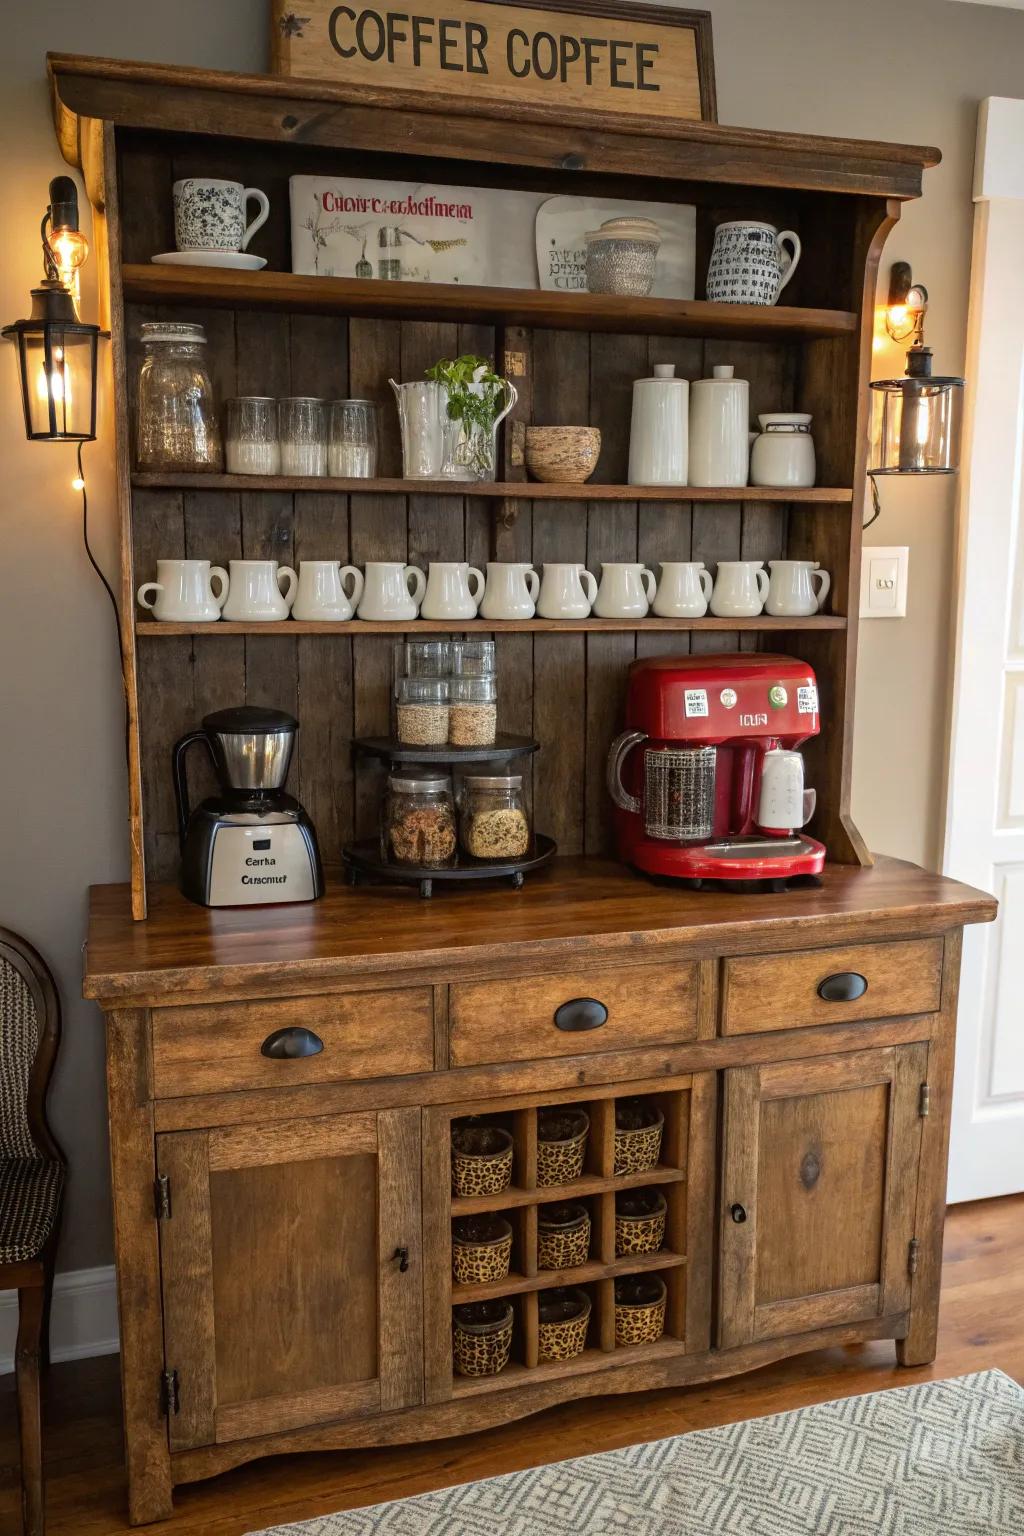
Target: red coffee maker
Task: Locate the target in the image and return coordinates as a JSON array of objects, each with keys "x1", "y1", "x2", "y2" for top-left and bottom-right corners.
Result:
[{"x1": 606, "y1": 654, "x2": 826, "y2": 885}]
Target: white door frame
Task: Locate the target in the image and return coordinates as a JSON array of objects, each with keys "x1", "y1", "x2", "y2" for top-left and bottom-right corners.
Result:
[{"x1": 943, "y1": 96, "x2": 1024, "y2": 1202}]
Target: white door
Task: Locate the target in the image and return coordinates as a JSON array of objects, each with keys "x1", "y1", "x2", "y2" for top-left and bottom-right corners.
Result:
[{"x1": 944, "y1": 97, "x2": 1024, "y2": 1201}]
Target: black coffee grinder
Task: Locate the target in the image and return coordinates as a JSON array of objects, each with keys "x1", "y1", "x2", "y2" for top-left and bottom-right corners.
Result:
[{"x1": 173, "y1": 706, "x2": 324, "y2": 907}]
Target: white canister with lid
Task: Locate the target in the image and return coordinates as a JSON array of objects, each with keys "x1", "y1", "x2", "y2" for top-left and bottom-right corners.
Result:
[
  {"x1": 628, "y1": 363, "x2": 689, "y2": 486},
  {"x1": 749, "y1": 412, "x2": 816, "y2": 487},
  {"x1": 688, "y1": 364, "x2": 750, "y2": 488}
]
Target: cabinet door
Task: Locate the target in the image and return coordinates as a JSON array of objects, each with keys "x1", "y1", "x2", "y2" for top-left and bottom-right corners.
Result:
[
  {"x1": 156, "y1": 1109, "x2": 422, "y2": 1450},
  {"x1": 719, "y1": 1045, "x2": 926, "y2": 1348}
]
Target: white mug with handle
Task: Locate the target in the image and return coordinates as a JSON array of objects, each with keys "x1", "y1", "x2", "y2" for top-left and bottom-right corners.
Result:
[
  {"x1": 136, "y1": 559, "x2": 228, "y2": 622},
  {"x1": 222, "y1": 560, "x2": 297, "y2": 622}
]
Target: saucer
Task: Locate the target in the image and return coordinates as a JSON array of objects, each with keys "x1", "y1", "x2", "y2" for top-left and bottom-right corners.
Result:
[{"x1": 151, "y1": 251, "x2": 268, "y2": 271}]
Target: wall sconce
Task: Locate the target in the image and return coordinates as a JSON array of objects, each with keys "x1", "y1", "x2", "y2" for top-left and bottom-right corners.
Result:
[
  {"x1": 2, "y1": 177, "x2": 104, "y2": 443},
  {"x1": 865, "y1": 262, "x2": 966, "y2": 524}
]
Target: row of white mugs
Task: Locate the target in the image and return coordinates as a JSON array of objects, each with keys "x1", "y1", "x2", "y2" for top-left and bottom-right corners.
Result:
[{"x1": 137, "y1": 557, "x2": 831, "y2": 623}]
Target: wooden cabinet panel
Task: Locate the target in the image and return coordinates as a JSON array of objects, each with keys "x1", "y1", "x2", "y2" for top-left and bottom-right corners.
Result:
[
  {"x1": 719, "y1": 1044, "x2": 927, "y2": 1348},
  {"x1": 720, "y1": 939, "x2": 943, "y2": 1035},
  {"x1": 156, "y1": 1108, "x2": 422, "y2": 1448},
  {"x1": 151, "y1": 989, "x2": 434, "y2": 1097},
  {"x1": 449, "y1": 963, "x2": 699, "y2": 1067}
]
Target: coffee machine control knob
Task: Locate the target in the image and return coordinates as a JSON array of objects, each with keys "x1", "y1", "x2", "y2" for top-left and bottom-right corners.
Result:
[{"x1": 757, "y1": 747, "x2": 814, "y2": 833}]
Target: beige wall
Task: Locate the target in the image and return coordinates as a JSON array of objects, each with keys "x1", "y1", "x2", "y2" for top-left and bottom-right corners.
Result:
[{"x1": 2, "y1": 0, "x2": 1022, "y2": 1272}]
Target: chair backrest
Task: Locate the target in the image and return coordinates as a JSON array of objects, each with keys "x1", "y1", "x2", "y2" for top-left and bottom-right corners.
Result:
[{"x1": 0, "y1": 929, "x2": 63, "y2": 1164}]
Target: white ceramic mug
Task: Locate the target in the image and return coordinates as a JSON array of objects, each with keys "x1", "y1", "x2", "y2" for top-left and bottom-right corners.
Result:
[
  {"x1": 356, "y1": 561, "x2": 426, "y2": 621},
  {"x1": 221, "y1": 560, "x2": 297, "y2": 622},
  {"x1": 173, "y1": 178, "x2": 270, "y2": 253},
  {"x1": 291, "y1": 561, "x2": 364, "y2": 622},
  {"x1": 652, "y1": 561, "x2": 712, "y2": 619},
  {"x1": 706, "y1": 221, "x2": 802, "y2": 306},
  {"x1": 136, "y1": 559, "x2": 228, "y2": 622},
  {"x1": 593, "y1": 563, "x2": 656, "y2": 619},
  {"x1": 536, "y1": 563, "x2": 598, "y2": 620},
  {"x1": 480, "y1": 563, "x2": 540, "y2": 621},
  {"x1": 765, "y1": 559, "x2": 831, "y2": 618},
  {"x1": 709, "y1": 561, "x2": 769, "y2": 618},
  {"x1": 420, "y1": 562, "x2": 485, "y2": 621}
]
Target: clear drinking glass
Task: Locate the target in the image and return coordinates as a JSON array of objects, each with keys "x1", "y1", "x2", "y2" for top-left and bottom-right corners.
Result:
[
  {"x1": 328, "y1": 399, "x2": 379, "y2": 478},
  {"x1": 135, "y1": 322, "x2": 222, "y2": 471},
  {"x1": 278, "y1": 397, "x2": 327, "y2": 476},
  {"x1": 225, "y1": 397, "x2": 280, "y2": 476}
]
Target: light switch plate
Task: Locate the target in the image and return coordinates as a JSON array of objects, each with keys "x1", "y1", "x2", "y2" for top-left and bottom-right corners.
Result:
[{"x1": 860, "y1": 545, "x2": 909, "y2": 618}]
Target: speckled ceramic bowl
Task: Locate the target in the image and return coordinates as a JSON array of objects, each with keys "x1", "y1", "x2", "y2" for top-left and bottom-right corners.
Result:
[{"x1": 524, "y1": 426, "x2": 601, "y2": 484}]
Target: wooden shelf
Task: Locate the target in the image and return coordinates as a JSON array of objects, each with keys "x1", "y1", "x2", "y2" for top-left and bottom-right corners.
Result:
[
  {"x1": 121, "y1": 265, "x2": 859, "y2": 341},
  {"x1": 450, "y1": 1336, "x2": 688, "y2": 1397},
  {"x1": 136, "y1": 616, "x2": 846, "y2": 636},
  {"x1": 130, "y1": 471, "x2": 854, "y2": 503},
  {"x1": 451, "y1": 1250, "x2": 686, "y2": 1305},
  {"x1": 450, "y1": 1165, "x2": 686, "y2": 1217}
]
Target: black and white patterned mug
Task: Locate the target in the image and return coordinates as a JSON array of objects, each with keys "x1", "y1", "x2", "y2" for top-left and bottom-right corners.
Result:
[
  {"x1": 706, "y1": 221, "x2": 802, "y2": 306},
  {"x1": 172, "y1": 178, "x2": 271, "y2": 253}
]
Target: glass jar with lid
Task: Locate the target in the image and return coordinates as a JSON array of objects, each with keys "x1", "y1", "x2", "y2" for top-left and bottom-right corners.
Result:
[
  {"x1": 461, "y1": 773, "x2": 530, "y2": 860},
  {"x1": 449, "y1": 675, "x2": 497, "y2": 747},
  {"x1": 403, "y1": 639, "x2": 451, "y2": 677},
  {"x1": 396, "y1": 677, "x2": 450, "y2": 746},
  {"x1": 135, "y1": 322, "x2": 222, "y2": 471},
  {"x1": 450, "y1": 639, "x2": 495, "y2": 677},
  {"x1": 381, "y1": 771, "x2": 457, "y2": 868}
]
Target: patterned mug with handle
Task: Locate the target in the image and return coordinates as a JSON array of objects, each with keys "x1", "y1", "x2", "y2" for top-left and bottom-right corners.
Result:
[{"x1": 706, "y1": 221, "x2": 802, "y2": 306}]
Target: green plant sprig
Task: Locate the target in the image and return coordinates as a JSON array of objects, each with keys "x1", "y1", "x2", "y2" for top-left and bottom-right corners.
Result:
[{"x1": 425, "y1": 354, "x2": 506, "y2": 433}]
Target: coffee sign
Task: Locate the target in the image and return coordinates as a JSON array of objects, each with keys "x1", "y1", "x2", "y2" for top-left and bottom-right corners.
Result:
[{"x1": 271, "y1": 0, "x2": 716, "y2": 122}]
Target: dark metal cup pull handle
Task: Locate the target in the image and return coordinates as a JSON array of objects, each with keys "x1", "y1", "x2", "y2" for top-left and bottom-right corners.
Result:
[
  {"x1": 730, "y1": 1203, "x2": 747, "y2": 1224},
  {"x1": 554, "y1": 997, "x2": 609, "y2": 1032},
  {"x1": 393, "y1": 1245, "x2": 410, "y2": 1273},
  {"x1": 817, "y1": 972, "x2": 868, "y2": 1003},
  {"x1": 260, "y1": 1026, "x2": 324, "y2": 1059}
]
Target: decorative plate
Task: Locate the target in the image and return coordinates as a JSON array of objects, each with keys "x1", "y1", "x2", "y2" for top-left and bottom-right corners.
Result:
[{"x1": 535, "y1": 196, "x2": 696, "y2": 297}]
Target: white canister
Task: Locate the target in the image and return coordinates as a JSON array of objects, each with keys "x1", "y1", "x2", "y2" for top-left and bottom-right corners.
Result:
[
  {"x1": 628, "y1": 363, "x2": 689, "y2": 486},
  {"x1": 765, "y1": 560, "x2": 831, "y2": 618},
  {"x1": 480, "y1": 563, "x2": 540, "y2": 621},
  {"x1": 593, "y1": 563, "x2": 656, "y2": 619},
  {"x1": 420, "y1": 562, "x2": 485, "y2": 621},
  {"x1": 709, "y1": 561, "x2": 769, "y2": 618},
  {"x1": 750, "y1": 413, "x2": 816, "y2": 488},
  {"x1": 688, "y1": 365, "x2": 750, "y2": 487},
  {"x1": 652, "y1": 561, "x2": 712, "y2": 618}
]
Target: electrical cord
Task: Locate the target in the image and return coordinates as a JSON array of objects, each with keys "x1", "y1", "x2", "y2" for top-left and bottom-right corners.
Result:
[
  {"x1": 77, "y1": 439, "x2": 131, "y2": 767},
  {"x1": 864, "y1": 472, "x2": 882, "y2": 531}
]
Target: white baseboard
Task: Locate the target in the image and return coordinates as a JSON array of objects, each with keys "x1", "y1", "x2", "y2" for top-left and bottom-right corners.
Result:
[{"x1": 0, "y1": 1265, "x2": 119, "y2": 1375}]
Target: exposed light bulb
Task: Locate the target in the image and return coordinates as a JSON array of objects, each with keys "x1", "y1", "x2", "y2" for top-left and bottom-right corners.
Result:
[
  {"x1": 72, "y1": 476, "x2": 85, "y2": 491},
  {"x1": 49, "y1": 226, "x2": 89, "y2": 308}
]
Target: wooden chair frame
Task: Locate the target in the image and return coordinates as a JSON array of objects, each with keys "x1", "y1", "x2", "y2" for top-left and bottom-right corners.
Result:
[{"x1": 0, "y1": 928, "x2": 65, "y2": 1536}]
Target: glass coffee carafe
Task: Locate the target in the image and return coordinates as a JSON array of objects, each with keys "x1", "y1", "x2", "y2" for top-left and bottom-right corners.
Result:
[{"x1": 135, "y1": 321, "x2": 222, "y2": 471}]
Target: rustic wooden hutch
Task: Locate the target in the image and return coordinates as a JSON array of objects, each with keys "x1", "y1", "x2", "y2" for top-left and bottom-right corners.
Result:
[{"x1": 51, "y1": 50, "x2": 997, "y2": 1526}]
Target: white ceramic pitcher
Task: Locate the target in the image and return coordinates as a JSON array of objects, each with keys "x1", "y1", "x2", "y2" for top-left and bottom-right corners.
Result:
[
  {"x1": 421, "y1": 562, "x2": 485, "y2": 621},
  {"x1": 291, "y1": 561, "x2": 364, "y2": 622},
  {"x1": 593, "y1": 563, "x2": 656, "y2": 619},
  {"x1": 709, "y1": 560, "x2": 769, "y2": 618},
  {"x1": 765, "y1": 559, "x2": 830, "y2": 617},
  {"x1": 480, "y1": 562, "x2": 540, "y2": 621},
  {"x1": 136, "y1": 559, "x2": 228, "y2": 622},
  {"x1": 536, "y1": 563, "x2": 597, "y2": 620},
  {"x1": 356, "y1": 561, "x2": 426, "y2": 621},
  {"x1": 652, "y1": 561, "x2": 712, "y2": 618},
  {"x1": 222, "y1": 560, "x2": 296, "y2": 622}
]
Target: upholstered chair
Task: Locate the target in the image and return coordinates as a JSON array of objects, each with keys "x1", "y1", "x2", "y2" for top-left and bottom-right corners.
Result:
[{"x1": 0, "y1": 928, "x2": 65, "y2": 1536}]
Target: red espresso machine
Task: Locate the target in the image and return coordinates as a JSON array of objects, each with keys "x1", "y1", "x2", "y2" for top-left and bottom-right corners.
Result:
[{"x1": 606, "y1": 654, "x2": 826, "y2": 885}]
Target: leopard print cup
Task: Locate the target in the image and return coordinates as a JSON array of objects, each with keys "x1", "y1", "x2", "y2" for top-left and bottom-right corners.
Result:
[
  {"x1": 537, "y1": 1203, "x2": 591, "y2": 1270},
  {"x1": 453, "y1": 1300, "x2": 514, "y2": 1376},
  {"x1": 537, "y1": 1287, "x2": 591, "y2": 1362},
  {"x1": 614, "y1": 1188, "x2": 667, "y2": 1256},
  {"x1": 451, "y1": 1123, "x2": 514, "y2": 1197},
  {"x1": 452, "y1": 1215, "x2": 513, "y2": 1285},
  {"x1": 614, "y1": 1275, "x2": 667, "y2": 1347},
  {"x1": 614, "y1": 1099, "x2": 665, "y2": 1176},
  {"x1": 536, "y1": 1107, "x2": 590, "y2": 1188}
]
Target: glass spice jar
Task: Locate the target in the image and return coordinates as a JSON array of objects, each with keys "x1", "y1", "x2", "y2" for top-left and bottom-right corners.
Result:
[
  {"x1": 396, "y1": 677, "x2": 450, "y2": 746},
  {"x1": 449, "y1": 675, "x2": 497, "y2": 747},
  {"x1": 135, "y1": 322, "x2": 223, "y2": 471},
  {"x1": 461, "y1": 774, "x2": 530, "y2": 860},
  {"x1": 381, "y1": 772, "x2": 457, "y2": 868}
]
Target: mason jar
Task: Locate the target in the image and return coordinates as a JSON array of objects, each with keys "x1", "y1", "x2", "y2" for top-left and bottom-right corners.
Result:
[
  {"x1": 449, "y1": 675, "x2": 497, "y2": 747},
  {"x1": 135, "y1": 322, "x2": 222, "y2": 471},
  {"x1": 380, "y1": 771, "x2": 457, "y2": 868},
  {"x1": 396, "y1": 677, "x2": 450, "y2": 746},
  {"x1": 460, "y1": 773, "x2": 530, "y2": 860}
]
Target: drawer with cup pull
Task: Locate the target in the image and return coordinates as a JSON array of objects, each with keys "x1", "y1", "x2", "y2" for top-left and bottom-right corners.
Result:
[
  {"x1": 448, "y1": 963, "x2": 699, "y2": 1067},
  {"x1": 150, "y1": 988, "x2": 434, "y2": 1098},
  {"x1": 720, "y1": 937, "x2": 944, "y2": 1036}
]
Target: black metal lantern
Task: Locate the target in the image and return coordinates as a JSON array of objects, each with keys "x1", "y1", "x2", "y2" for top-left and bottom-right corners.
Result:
[
  {"x1": 3, "y1": 176, "x2": 104, "y2": 443},
  {"x1": 869, "y1": 261, "x2": 965, "y2": 476}
]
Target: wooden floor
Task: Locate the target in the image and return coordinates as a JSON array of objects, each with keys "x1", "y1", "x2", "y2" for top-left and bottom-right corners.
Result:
[{"x1": 2, "y1": 1195, "x2": 1021, "y2": 1536}]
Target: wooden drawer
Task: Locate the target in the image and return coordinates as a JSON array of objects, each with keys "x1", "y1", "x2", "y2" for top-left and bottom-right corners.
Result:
[
  {"x1": 720, "y1": 938, "x2": 944, "y2": 1036},
  {"x1": 449, "y1": 963, "x2": 699, "y2": 1067},
  {"x1": 151, "y1": 989, "x2": 434, "y2": 1097}
]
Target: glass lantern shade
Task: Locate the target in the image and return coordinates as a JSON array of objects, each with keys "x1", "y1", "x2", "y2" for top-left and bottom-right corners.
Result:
[
  {"x1": 869, "y1": 360, "x2": 964, "y2": 476},
  {"x1": 3, "y1": 284, "x2": 102, "y2": 442}
]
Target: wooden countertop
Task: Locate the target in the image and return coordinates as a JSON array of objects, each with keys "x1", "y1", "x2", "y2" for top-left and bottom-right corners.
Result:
[{"x1": 84, "y1": 857, "x2": 996, "y2": 1007}]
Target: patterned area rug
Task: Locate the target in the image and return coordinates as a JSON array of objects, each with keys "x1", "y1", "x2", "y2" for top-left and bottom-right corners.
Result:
[{"x1": 250, "y1": 1369, "x2": 1024, "y2": 1535}]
